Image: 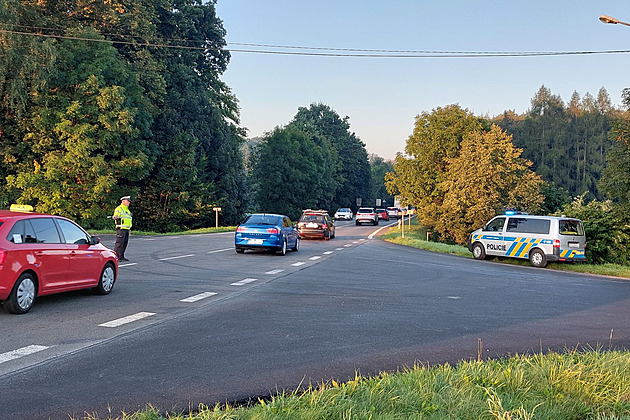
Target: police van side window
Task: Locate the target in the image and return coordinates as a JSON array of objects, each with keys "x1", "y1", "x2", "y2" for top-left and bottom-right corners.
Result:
[
  {"x1": 559, "y1": 220, "x2": 584, "y2": 236},
  {"x1": 506, "y1": 218, "x2": 550, "y2": 234},
  {"x1": 484, "y1": 217, "x2": 505, "y2": 232}
]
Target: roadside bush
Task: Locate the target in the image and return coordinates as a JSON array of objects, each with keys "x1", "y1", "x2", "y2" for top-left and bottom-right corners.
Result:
[{"x1": 557, "y1": 195, "x2": 630, "y2": 265}]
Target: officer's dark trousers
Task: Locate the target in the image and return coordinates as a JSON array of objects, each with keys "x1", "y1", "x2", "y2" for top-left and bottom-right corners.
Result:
[{"x1": 114, "y1": 228, "x2": 130, "y2": 259}]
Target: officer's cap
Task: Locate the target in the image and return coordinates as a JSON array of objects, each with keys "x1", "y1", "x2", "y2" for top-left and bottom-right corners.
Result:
[{"x1": 120, "y1": 195, "x2": 131, "y2": 202}]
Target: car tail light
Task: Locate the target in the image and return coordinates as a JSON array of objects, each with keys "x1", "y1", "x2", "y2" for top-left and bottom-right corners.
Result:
[
  {"x1": 321, "y1": 224, "x2": 327, "y2": 229},
  {"x1": 236, "y1": 226, "x2": 247, "y2": 232},
  {"x1": 553, "y1": 239, "x2": 560, "y2": 249},
  {"x1": 0, "y1": 250, "x2": 6, "y2": 265},
  {"x1": 266, "y1": 227, "x2": 279, "y2": 234}
]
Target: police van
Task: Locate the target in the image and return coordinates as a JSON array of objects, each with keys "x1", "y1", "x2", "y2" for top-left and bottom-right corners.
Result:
[{"x1": 468, "y1": 213, "x2": 586, "y2": 268}]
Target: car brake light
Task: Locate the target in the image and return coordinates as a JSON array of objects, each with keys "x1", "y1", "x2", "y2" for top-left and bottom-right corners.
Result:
[
  {"x1": 553, "y1": 239, "x2": 560, "y2": 249},
  {"x1": 321, "y1": 224, "x2": 327, "y2": 229},
  {"x1": 0, "y1": 250, "x2": 6, "y2": 265},
  {"x1": 267, "y1": 227, "x2": 279, "y2": 234},
  {"x1": 237, "y1": 226, "x2": 247, "y2": 232}
]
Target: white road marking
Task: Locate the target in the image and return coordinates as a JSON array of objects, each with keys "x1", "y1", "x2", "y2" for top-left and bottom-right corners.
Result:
[
  {"x1": 119, "y1": 262, "x2": 137, "y2": 267},
  {"x1": 359, "y1": 239, "x2": 366, "y2": 241},
  {"x1": 159, "y1": 254, "x2": 195, "y2": 261},
  {"x1": 335, "y1": 248, "x2": 344, "y2": 251},
  {"x1": 447, "y1": 296, "x2": 461, "y2": 300},
  {"x1": 291, "y1": 262, "x2": 306, "y2": 266},
  {"x1": 208, "y1": 248, "x2": 232, "y2": 254},
  {"x1": 352, "y1": 241, "x2": 359, "y2": 244},
  {"x1": 265, "y1": 269, "x2": 284, "y2": 275},
  {"x1": 180, "y1": 292, "x2": 217, "y2": 302},
  {"x1": 0, "y1": 345, "x2": 50, "y2": 364},
  {"x1": 231, "y1": 278, "x2": 258, "y2": 286},
  {"x1": 344, "y1": 244, "x2": 353, "y2": 247},
  {"x1": 99, "y1": 312, "x2": 156, "y2": 328},
  {"x1": 323, "y1": 251, "x2": 334, "y2": 255},
  {"x1": 309, "y1": 256, "x2": 321, "y2": 260},
  {"x1": 369, "y1": 223, "x2": 396, "y2": 239}
]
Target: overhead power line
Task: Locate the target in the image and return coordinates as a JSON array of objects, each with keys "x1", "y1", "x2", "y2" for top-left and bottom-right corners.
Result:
[{"x1": 1, "y1": 27, "x2": 630, "y2": 58}]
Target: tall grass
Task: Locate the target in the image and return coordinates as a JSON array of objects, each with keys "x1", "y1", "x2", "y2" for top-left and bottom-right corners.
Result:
[{"x1": 80, "y1": 349, "x2": 630, "y2": 420}]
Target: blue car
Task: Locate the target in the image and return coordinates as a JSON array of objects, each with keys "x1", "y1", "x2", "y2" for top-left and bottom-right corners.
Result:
[{"x1": 235, "y1": 213, "x2": 300, "y2": 255}]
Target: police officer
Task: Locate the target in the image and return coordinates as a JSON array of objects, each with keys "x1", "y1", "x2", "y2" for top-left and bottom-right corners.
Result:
[{"x1": 113, "y1": 195, "x2": 133, "y2": 262}]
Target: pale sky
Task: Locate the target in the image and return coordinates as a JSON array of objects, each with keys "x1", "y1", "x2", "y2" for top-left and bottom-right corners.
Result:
[{"x1": 215, "y1": 1, "x2": 630, "y2": 161}]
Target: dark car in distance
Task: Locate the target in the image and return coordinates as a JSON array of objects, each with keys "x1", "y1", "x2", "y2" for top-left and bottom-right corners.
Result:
[{"x1": 297, "y1": 210, "x2": 335, "y2": 240}]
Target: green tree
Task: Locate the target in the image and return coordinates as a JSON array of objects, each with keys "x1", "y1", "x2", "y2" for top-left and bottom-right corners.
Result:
[
  {"x1": 437, "y1": 125, "x2": 543, "y2": 243},
  {"x1": 369, "y1": 154, "x2": 394, "y2": 208},
  {"x1": 558, "y1": 195, "x2": 630, "y2": 265},
  {"x1": 5, "y1": 28, "x2": 154, "y2": 227},
  {"x1": 1, "y1": 0, "x2": 248, "y2": 230},
  {"x1": 600, "y1": 89, "x2": 630, "y2": 210},
  {"x1": 386, "y1": 104, "x2": 485, "y2": 229},
  {"x1": 252, "y1": 126, "x2": 335, "y2": 220},
  {"x1": 290, "y1": 103, "x2": 371, "y2": 211}
]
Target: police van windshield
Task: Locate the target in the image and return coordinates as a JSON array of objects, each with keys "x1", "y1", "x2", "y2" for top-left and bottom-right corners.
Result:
[{"x1": 559, "y1": 220, "x2": 584, "y2": 236}]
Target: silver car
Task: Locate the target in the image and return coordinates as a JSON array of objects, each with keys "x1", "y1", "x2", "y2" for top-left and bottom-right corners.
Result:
[
  {"x1": 334, "y1": 207, "x2": 353, "y2": 220},
  {"x1": 355, "y1": 207, "x2": 378, "y2": 226}
]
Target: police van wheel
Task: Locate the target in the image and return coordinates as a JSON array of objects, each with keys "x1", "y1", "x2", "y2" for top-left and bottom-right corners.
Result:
[
  {"x1": 529, "y1": 249, "x2": 547, "y2": 268},
  {"x1": 472, "y1": 243, "x2": 486, "y2": 260}
]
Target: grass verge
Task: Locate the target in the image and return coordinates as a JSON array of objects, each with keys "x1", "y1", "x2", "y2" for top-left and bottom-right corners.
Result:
[
  {"x1": 80, "y1": 349, "x2": 630, "y2": 420},
  {"x1": 381, "y1": 218, "x2": 630, "y2": 279}
]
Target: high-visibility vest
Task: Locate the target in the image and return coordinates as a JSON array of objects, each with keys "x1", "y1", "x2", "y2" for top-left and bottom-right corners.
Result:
[{"x1": 113, "y1": 204, "x2": 132, "y2": 230}]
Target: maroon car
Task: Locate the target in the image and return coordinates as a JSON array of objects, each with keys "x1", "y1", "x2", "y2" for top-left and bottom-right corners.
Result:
[{"x1": 376, "y1": 208, "x2": 389, "y2": 221}]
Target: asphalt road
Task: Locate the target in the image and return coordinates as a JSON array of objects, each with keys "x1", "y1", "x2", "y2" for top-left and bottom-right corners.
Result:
[{"x1": 1, "y1": 220, "x2": 629, "y2": 419}]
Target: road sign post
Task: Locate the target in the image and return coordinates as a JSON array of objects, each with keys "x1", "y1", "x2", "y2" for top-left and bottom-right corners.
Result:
[{"x1": 213, "y1": 207, "x2": 222, "y2": 229}]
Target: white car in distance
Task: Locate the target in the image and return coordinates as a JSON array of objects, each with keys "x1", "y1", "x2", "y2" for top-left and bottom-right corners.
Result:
[{"x1": 334, "y1": 208, "x2": 353, "y2": 221}]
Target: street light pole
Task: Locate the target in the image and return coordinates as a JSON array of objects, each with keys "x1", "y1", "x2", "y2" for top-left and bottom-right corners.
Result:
[{"x1": 599, "y1": 14, "x2": 630, "y2": 27}]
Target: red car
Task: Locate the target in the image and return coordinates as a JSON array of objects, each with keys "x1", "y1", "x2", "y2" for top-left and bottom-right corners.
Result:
[
  {"x1": 375, "y1": 208, "x2": 389, "y2": 221},
  {"x1": 0, "y1": 208, "x2": 118, "y2": 314}
]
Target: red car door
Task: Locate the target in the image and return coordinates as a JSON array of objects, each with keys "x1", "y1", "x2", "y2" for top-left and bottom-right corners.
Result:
[
  {"x1": 25, "y1": 217, "x2": 72, "y2": 292},
  {"x1": 55, "y1": 218, "x2": 102, "y2": 287}
]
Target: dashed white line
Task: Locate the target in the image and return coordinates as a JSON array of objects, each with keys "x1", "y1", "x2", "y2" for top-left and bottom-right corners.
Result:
[
  {"x1": 0, "y1": 345, "x2": 50, "y2": 364},
  {"x1": 99, "y1": 312, "x2": 156, "y2": 328},
  {"x1": 265, "y1": 269, "x2": 284, "y2": 275},
  {"x1": 291, "y1": 262, "x2": 306, "y2": 266},
  {"x1": 119, "y1": 262, "x2": 137, "y2": 267},
  {"x1": 309, "y1": 256, "x2": 321, "y2": 261},
  {"x1": 344, "y1": 244, "x2": 353, "y2": 247},
  {"x1": 180, "y1": 292, "x2": 217, "y2": 302},
  {"x1": 159, "y1": 254, "x2": 195, "y2": 261},
  {"x1": 208, "y1": 248, "x2": 232, "y2": 254},
  {"x1": 231, "y1": 278, "x2": 258, "y2": 286},
  {"x1": 352, "y1": 241, "x2": 359, "y2": 244},
  {"x1": 323, "y1": 251, "x2": 334, "y2": 255},
  {"x1": 447, "y1": 296, "x2": 461, "y2": 300},
  {"x1": 335, "y1": 248, "x2": 344, "y2": 251}
]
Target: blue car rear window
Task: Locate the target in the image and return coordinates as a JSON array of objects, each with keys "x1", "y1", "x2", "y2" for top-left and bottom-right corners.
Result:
[{"x1": 244, "y1": 215, "x2": 281, "y2": 226}]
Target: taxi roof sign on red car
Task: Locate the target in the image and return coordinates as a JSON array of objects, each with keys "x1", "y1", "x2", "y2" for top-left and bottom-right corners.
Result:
[{"x1": 9, "y1": 204, "x2": 34, "y2": 213}]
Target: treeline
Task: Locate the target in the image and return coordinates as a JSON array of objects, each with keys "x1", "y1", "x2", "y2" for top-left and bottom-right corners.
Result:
[
  {"x1": 495, "y1": 86, "x2": 616, "y2": 201},
  {"x1": 1, "y1": 0, "x2": 247, "y2": 231}
]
